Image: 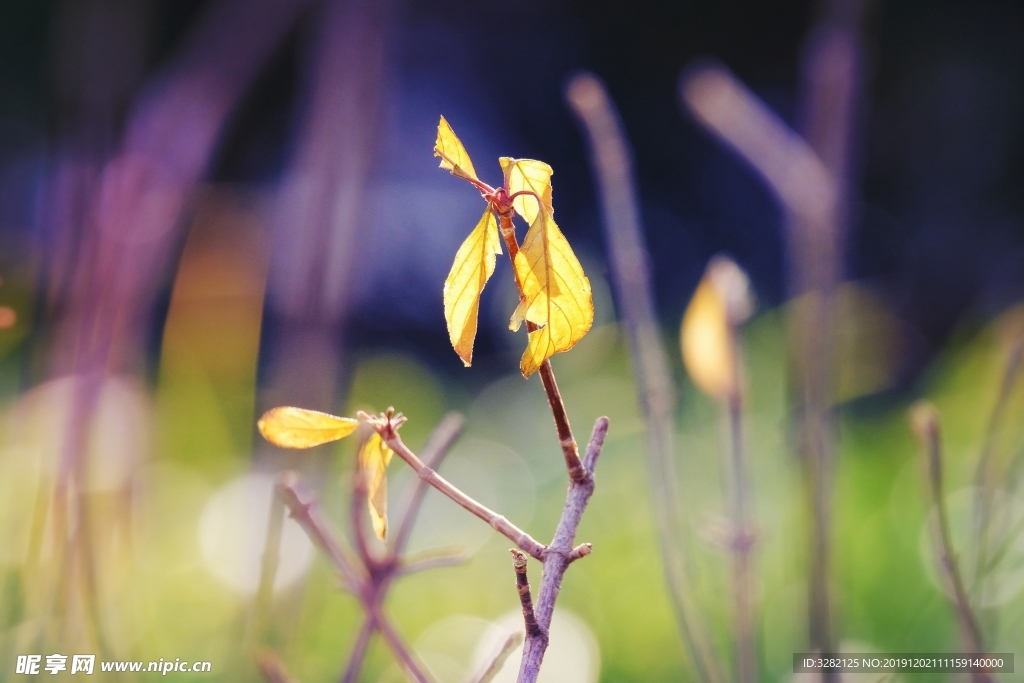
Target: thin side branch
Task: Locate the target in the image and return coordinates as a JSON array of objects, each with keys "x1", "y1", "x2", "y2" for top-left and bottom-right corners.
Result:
[
  {"x1": 910, "y1": 403, "x2": 990, "y2": 683},
  {"x1": 395, "y1": 549, "x2": 468, "y2": 577},
  {"x1": 367, "y1": 413, "x2": 547, "y2": 561},
  {"x1": 279, "y1": 473, "x2": 364, "y2": 590},
  {"x1": 467, "y1": 631, "x2": 523, "y2": 683},
  {"x1": 340, "y1": 618, "x2": 375, "y2": 683},
  {"x1": 392, "y1": 413, "x2": 465, "y2": 555},
  {"x1": 566, "y1": 543, "x2": 592, "y2": 563},
  {"x1": 256, "y1": 650, "x2": 300, "y2": 683},
  {"x1": 511, "y1": 550, "x2": 544, "y2": 641}
]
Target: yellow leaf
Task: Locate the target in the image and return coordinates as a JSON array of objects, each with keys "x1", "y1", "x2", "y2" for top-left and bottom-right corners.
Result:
[
  {"x1": 444, "y1": 208, "x2": 501, "y2": 366},
  {"x1": 499, "y1": 158, "x2": 553, "y2": 225},
  {"x1": 511, "y1": 210, "x2": 594, "y2": 377},
  {"x1": 434, "y1": 116, "x2": 478, "y2": 181},
  {"x1": 680, "y1": 257, "x2": 752, "y2": 400},
  {"x1": 257, "y1": 407, "x2": 358, "y2": 449},
  {"x1": 358, "y1": 431, "x2": 394, "y2": 542}
]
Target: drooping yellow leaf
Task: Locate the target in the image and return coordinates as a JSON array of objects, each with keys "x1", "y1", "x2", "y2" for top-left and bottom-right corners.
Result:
[
  {"x1": 681, "y1": 278, "x2": 734, "y2": 400},
  {"x1": 257, "y1": 406, "x2": 358, "y2": 449},
  {"x1": 434, "y1": 116, "x2": 478, "y2": 181},
  {"x1": 510, "y1": 210, "x2": 594, "y2": 377},
  {"x1": 444, "y1": 208, "x2": 501, "y2": 366},
  {"x1": 499, "y1": 157, "x2": 553, "y2": 225},
  {"x1": 680, "y1": 256, "x2": 752, "y2": 400},
  {"x1": 358, "y1": 431, "x2": 394, "y2": 542}
]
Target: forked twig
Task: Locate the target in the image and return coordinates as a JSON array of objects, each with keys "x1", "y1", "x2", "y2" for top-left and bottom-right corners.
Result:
[{"x1": 266, "y1": 413, "x2": 468, "y2": 683}]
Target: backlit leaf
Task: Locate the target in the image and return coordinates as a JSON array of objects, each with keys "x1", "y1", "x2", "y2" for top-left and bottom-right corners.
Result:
[
  {"x1": 434, "y1": 116, "x2": 478, "y2": 181},
  {"x1": 681, "y1": 277, "x2": 734, "y2": 400},
  {"x1": 358, "y1": 431, "x2": 394, "y2": 542},
  {"x1": 444, "y1": 208, "x2": 501, "y2": 366},
  {"x1": 257, "y1": 407, "x2": 358, "y2": 449},
  {"x1": 680, "y1": 257, "x2": 751, "y2": 400},
  {"x1": 510, "y1": 210, "x2": 594, "y2": 377},
  {"x1": 500, "y1": 157, "x2": 553, "y2": 225}
]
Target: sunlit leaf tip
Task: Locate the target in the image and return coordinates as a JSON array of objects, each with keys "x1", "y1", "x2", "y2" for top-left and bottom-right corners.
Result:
[
  {"x1": 680, "y1": 256, "x2": 753, "y2": 400},
  {"x1": 511, "y1": 210, "x2": 594, "y2": 377},
  {"x1": 434, "y1": 116, "x2": 478, "y2": 181},
  {"x1": 500, "y1": 157, "x2": 553, "y2": 225},
  {"x1": 444, "y1": 208, "x2": 501, "y2": 366},
  {"x1": 257, "y1": 406, "x2": 358, "y2": 449},
  {"x1": 358, "y1": 431, "x2": 394, "y2": 542}
]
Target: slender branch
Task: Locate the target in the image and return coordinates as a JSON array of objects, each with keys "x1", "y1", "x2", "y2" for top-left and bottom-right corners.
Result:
[
  {"x1": 537, "y1": 360, "x2": 588, "y2": 484},
  {"x1": 970, "y1": 332, "x2": 1024, "y2": 604},
  {"x1": 366, "y1": 413, "x2": 547, "y2": 561},
  {"x1": 467, "y1": 631, "x2": 523, "y2": 683},
  {"x1": 256, "y1": 650, "x2": 300, "y2": 683},
  {"x1": 340, "y1": 618, "x2": 375, "y2": 683},
  {"x1": 392, "y1": 413, "x2": 465, "y2": 556},
  {"x1": 252, "y1": 491, "x2": 287, "y2": 645},
  {"x1": 567, "y1": 71, "x2": 726, "y2": 683},
  {"x1": 395, "y1": 549, "x2": 468, "y2": 577},
  {"x1": 727, "y1": 392, "x2": 756, "y2": 683},
  {"x1": 278, "y1": 473, "x2": 364, "y2": 591},
  {"x1": 910, "y1": 403, "x2": 990, "y2": 683},
  {"x1": 370, "y1": 604, "x2": 434, "y2": 683},
  {"x1": 517, "y1": 417, "x2": 608, "y2": 683},
  {"x1": 496, "y1": 210, "x2": 588, "y2": 483},
  {"x1": 511, "y1": 550, "x2": 544, "y2": 641}
]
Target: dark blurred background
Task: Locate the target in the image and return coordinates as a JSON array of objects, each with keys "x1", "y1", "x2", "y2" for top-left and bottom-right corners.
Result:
[{"x1": 2, "y1": 0, "x2": 1022, "y2": 388}]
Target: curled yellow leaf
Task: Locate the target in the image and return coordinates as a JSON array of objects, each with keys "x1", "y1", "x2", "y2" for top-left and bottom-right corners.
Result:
[
  {"x1": 444, "y1": 208, "x2": 501, "y2": 366},
  {"x1": 434, "y1": 116, "x2": 478, "y2": 181},
  {"x1": 257, "y1": 407, "x2": 358, "y2": 449},
  {"x1": 510, "y1": 210, "x2": 594, "y2": 377},
  {"x1": 499, "y1": 157, "x2": 553, "y2": 225},
  {"x1": 358, "y1": 431, "x2": 394, "y2": 542},
  {"x1": 680, "y1": 256, "x2": 752, "y2": 400}
]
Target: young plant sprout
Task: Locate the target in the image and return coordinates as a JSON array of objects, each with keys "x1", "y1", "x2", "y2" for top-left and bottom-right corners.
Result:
[
  {"x1": 435, "y1": 115, "x2": 594, "y2": 377},
  {"x1": 253, "y1": 118, "x2": 609, "y2": 683}
]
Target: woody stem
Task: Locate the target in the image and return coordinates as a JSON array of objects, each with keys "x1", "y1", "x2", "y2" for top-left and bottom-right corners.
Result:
[{"x1": 497, "y1": 210, "x2": 587, "y2": 484}]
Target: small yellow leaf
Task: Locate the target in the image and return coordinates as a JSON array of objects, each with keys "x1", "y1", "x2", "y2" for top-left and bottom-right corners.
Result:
[
  {"x1": 257, "y1": 407, "x2": 358, "y2": 449},
  {"x1": 444, "y1": 208, "x2": 501, "y2": 366},
  {"x1": 511, "y1": 210, "x2": 594, "y2": 377},
  {"x1": 434, "y1": 116, "x2": 478, "y2": 181},
  {"x1": 680, "y1": 257, "x2": 752, "y2": 400},
  {"x1": 358, "y1": 431, "x2": 394, "y2": 542},
  {"x1": 499, "y1": 158, "x2": 553, "y2": 225}
]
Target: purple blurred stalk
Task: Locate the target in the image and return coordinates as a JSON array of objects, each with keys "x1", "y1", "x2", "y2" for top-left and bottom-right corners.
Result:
[{"x1": 566, "y1": 72, "x2": 726, "y2": 683}]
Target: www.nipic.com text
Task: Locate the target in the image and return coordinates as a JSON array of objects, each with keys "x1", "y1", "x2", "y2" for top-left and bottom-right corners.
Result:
[{"x1": 15, "y1": 655, "x2": 212, "y2": 675}]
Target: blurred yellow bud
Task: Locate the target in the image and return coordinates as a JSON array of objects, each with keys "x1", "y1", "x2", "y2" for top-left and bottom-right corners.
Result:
[{"x1": 680, "y1": 256, "x2": 753, "y2": 400}]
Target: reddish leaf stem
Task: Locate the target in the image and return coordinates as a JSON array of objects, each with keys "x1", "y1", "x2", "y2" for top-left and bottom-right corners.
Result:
[{"x1": 496, "y1": 211, "x2": 588, "y2": 484}]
